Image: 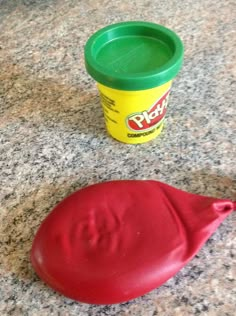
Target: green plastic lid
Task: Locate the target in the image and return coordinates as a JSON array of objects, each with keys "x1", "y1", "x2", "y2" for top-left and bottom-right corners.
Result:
[{"x1": 84, "y1": 21, "x2": 184, "y2": 91}]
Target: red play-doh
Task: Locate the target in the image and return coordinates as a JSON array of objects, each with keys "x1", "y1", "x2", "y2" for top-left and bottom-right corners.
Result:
[{"x1": 31, "y1": 180, "x2": 235, "y2": 304}]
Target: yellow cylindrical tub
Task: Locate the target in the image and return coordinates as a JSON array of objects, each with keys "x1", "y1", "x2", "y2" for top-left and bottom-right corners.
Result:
[{"x1": 85, "y1": 21, "x2": 184, "y2": 144}]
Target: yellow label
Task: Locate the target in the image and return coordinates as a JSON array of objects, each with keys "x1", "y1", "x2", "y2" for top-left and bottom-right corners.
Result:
[{"x1": 98, "y1": 81, "x2": 172, "y2": 144}]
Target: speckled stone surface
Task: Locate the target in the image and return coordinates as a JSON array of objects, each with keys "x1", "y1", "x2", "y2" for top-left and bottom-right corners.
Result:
[{"x1": 0, "y1": 0, "x2": 235, "y2": 315}]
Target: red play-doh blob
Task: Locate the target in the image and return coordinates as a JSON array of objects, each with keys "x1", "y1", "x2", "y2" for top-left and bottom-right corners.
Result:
[{"x1": 31, "y1": 180, "x2": 235, "y2": 304}]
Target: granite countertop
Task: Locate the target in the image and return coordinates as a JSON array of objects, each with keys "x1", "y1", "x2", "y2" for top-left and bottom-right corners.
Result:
[{"x1": 0, "y1": 0, "x2": 235, "y2": 315}]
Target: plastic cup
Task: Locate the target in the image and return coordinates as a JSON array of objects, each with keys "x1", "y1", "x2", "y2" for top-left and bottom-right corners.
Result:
[{"x1": 84, "y1": 21, "x2": 184, "y2": 144}]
